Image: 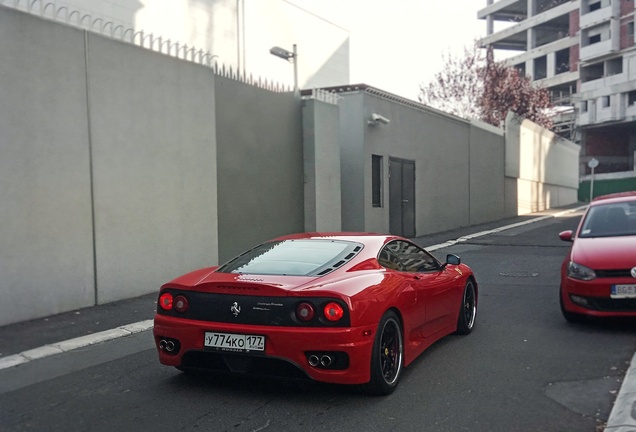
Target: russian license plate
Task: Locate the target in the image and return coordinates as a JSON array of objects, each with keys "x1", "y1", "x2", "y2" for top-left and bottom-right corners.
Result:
[
  {"x1": 610, "y1": 284, "x2": 636, "y2": 299},
  {"x1": 204, "y1": 332, "x2": 265, "y2": 353}
]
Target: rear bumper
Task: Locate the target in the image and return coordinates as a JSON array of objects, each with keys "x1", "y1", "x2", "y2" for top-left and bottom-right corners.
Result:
[{"x1": 153, "y1": 314, "x2": 376, "y2": 385}]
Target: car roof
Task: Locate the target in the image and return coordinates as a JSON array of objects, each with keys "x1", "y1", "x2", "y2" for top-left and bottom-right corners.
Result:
[{"x1": 591, "y1": 191, "x2": 636, "y2": 206}]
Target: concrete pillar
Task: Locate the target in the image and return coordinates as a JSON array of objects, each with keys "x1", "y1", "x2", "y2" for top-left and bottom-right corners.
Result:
[
  {"x1": 547, "y1": 51, "x2": 556, "y2": 78},
  {"x1": 527, "y1": 27, "x2": 537, "y2": 50}
]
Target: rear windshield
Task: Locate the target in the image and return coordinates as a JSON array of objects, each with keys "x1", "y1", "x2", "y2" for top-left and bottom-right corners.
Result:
[
  {"x1": 579, "y1": 201, "x2": 636, "y2": 238},
  {"x1": 217, "y1": 239, "x2": 363, "y2": 276}
]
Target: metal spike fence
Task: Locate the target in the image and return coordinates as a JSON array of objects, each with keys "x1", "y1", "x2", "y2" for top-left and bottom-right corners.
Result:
[{"x1": 1, "y1": 0, "x2": 292, "y2": 93}]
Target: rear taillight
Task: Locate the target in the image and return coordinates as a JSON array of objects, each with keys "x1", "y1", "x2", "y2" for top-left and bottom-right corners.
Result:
[
  {"x1": 323, "y1": 302, "x2": 344, "y2": 322},
  {"x1": 159, "y1": 292, "x2": 173, "y2": 310},
  {"x1": 174, "y1": 295, "x2": 189, "y2": 313},
  {"x1": 296, "y1": 302, "x2": 315, "y2": 322}
]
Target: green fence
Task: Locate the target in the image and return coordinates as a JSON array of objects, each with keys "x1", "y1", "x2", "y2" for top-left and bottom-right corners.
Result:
[{"x1": 578, "y1": 176, "x2": 636, "y2": 202}]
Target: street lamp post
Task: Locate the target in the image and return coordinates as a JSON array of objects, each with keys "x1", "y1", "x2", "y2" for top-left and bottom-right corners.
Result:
[{"x1": 269, "y1": 44, "x2": 298, "y2": 94}]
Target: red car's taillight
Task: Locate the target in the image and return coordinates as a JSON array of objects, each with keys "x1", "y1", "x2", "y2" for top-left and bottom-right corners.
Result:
[
  {"x1": 174, "y1": 295, "x2": 189, "y2": 313},
  {"x1": 159, "y1": 292, "x2": 173, "y2": 311},
  {"x1": 323, "y1": 302, "x2": 344, "y2": 322},
  {"x1": 296, "y1": 302, "x2": 315, "y2": 322}
]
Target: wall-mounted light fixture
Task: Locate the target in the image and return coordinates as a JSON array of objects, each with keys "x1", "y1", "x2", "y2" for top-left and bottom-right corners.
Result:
[
  {"x1": 368, "y1": 113, "x2": 390, "y2": 126},
  {"x1": 269, "y1": 44, "x2": 298, "y2": 94}
]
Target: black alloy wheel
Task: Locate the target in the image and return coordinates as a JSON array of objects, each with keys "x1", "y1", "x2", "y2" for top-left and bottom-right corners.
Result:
[
  {"x1": 362, "y1": 310, "x2": 403, "y2": 395},
  {"x1": 456, "y1": 279, "x2": 477, "y2": 335}
]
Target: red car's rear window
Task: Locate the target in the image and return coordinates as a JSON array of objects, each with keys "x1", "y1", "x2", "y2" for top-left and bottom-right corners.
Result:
[{"x1": 216, "y1": 239, "x2": 363, "y2": 276}]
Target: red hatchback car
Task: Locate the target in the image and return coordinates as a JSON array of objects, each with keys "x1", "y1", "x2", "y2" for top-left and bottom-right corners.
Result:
[
  {"x1": 153, "y1": 233, "x2": 478, "y2": 395},
  {"x1": 559, "y1": 192, "x2": 636, "y2": 321}
]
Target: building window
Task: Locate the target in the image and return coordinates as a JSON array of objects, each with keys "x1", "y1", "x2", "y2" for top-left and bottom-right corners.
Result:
[
  {"x1": 589, "y1": 34, "x2": 601, "y2": 44},
  {"x1": 589, "y1": 1, "x2": 601, "y2": 11},
  {"x1": 581, "y1": 101, "x2": 588, "y2": 112},
  {"x1": 628, "y1": 22, "x2": 635, "y2": 39},
  {"x1": 628, "y1": 91, "x2": 636, "y2": 106},
  {"x1": 372, "y1": 154, "x2": 383, "y2": 208},
  {"x1": 555, "y1": 49, "x2": 570, "y2": 74},
  {"x1": 606, "y1": 57, "x2": 623, "y2": 76},
  {"x1": 534, "y1": 56, "x2": 547, "y2": 80},
  {"x1": 601, "y1": 96, "x2": 610, "y2": 108}
]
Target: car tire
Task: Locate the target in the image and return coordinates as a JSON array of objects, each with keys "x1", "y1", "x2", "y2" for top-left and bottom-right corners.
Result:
[
  {"x1": 361, "y1": 310, "x2": 404, "y2": 396},
  {"x1": 455, "y1": 279, "x2": 477, "y2": 335},
  {"x1": 559, "y1": 290, "x2": 586, "y2": 323}
]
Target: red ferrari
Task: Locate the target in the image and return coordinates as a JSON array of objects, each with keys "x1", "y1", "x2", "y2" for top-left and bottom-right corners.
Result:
[
  {"x1": 559, "y1": 192, "x2": 636, "y2": 321},
  {"x1": 153, "y1": 233, "x2": 478, "y2": 395}
]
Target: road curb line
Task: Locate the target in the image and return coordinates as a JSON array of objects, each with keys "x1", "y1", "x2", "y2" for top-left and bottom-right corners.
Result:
[
  {"x1": 605, "y1": 351, "x2": 636, "y2": 431},
  {"x1": 427, "y1": 205, "x2": 587, "y2": 251},
  {"x1": 0, "y1": 319, "x2": 154, "y2": 370}
]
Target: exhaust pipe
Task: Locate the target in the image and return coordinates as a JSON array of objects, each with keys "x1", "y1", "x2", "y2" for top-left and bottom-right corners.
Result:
[
  {"x1": 159, "y1": 339, "x2": 177, "y2": 353},
  {"x1": 308, "y1": 355, "x2": 320, "y2": 367},
  {"x1": 320, "y1": 355, "x2": 332, "y2": 367}
]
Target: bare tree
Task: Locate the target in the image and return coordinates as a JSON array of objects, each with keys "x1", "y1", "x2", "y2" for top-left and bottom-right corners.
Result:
[
  {"x1": 419, "y1": 44, "x2": 553, "y2": 129},
  {"x1": 418, "y1": 44, "x2": 484, "y2": 120}
]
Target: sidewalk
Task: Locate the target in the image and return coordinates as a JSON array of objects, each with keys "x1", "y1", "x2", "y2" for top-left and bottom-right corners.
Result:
[
  {"x1": 0, "y1": 292, "x2": 157, "y2": 359},
  {"x1": 0, "y1": 203, "x2": 634, "y2": 430}
]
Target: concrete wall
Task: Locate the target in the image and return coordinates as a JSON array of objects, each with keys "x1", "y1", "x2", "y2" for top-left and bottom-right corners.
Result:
[
  {"x1": 302, "y1": 97, "x2": 342, "y2": 232},
  {"x1": 215, "y1": 75, "x2": 304, "y2": 263},
  {"x1": 505, "y1": 113, "x2": 581, "y2": 213},
  {"x1": 87, "y1": 34, "x2": 219, "y2": 304},
  {"x1": 1, "y1": 5, "x2": 306, "y2": 325},
  {"x1": 0, "y1": 7, "x2": 221, "y2": 325},
  {"x1": 338, "y1": 89, "x2": 509, "y2": 237},
  {"x1": 469, "y1": 120, "x2": 509, "y2": 224},
  {"x1": 0, "y1": 8, "x2": 95, "y2": 322},
  {"x1": 339, "y1": 93, "x2": 367, "y2": 231}
]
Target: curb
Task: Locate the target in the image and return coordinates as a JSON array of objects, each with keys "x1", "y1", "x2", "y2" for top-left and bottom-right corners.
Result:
[
  {"x1": 426, "y1": 205, "x2": 588, "y2": 251},
  {"x1": 605, "y1": 351, "x2": 636, "y2": 432},
  {"x1": 0, "y1": 319, "x2": 153, "y2": 370}
]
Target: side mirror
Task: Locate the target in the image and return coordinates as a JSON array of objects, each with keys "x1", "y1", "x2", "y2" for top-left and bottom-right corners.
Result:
[
  {"x1": 558, "y1": 230, "x2": 574, "y2": 242},
  {"x1": 446, "y1": 254, "x2": 461, "y2": 266}
]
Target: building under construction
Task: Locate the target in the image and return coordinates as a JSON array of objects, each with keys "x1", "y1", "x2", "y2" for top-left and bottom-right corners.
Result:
[{"x1": 479, "y1": 0, "x2": 636, "y2": 175}]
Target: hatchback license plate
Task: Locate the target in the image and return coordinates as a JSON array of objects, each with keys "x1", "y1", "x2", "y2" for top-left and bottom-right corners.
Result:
[
  {"x1": 204, "y1": 332, "x2": 265, "y2": 353},
  {"x1": 611, "y1": 284, "x2": 636, "y2": 299}
]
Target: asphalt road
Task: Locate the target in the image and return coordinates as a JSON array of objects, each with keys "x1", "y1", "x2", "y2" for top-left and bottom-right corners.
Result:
[{"x1": 1, "y1": 209, "x2": 635, "y2": 432}]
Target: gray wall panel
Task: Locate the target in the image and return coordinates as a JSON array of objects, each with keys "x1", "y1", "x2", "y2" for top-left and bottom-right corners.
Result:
[
  {"x1": 0, "y1": 7, "x2": 95, "y2": 325},
  {"x1": 215, "y1": 76, "x2": 303, "y2": 263},
  {"x1": 469, "y1": 121, "x2": 506, "y2": 226},
  {"x1": 302, "y1": 99, "x2": 341, "y2": 232},
  {"x1": 338, "y1": 94, "x2": 366, "y2": 231},
  {"x1": 87, "y1": 35, "x2": 218, "y2": 304}
]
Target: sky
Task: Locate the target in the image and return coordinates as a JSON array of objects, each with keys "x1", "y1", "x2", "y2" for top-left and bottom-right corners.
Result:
[{"x1": 301, "y1": 0, "x2": 488, "y2": 101}]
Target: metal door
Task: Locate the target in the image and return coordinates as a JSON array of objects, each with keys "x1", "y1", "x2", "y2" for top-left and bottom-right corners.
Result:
[{"x1": 389, "y1": 158, "x2": 415, "y2": 237}]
